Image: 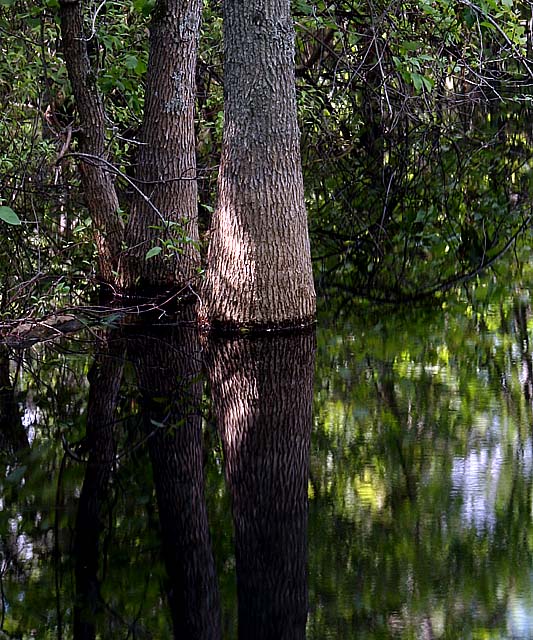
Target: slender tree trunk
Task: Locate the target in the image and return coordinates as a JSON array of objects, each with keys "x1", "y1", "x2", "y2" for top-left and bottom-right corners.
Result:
[
  {"x1": 127, "y1": 313, "x2": 221, "y2": 639},
  {"x1": 207, "y1": 332, "x2": 315, "y2": 639},
  {"x1": 58, "y1": 0, "x2": 123, "y2": 284},
  {"x1": 73, "y1": 331, "x2": 125, "y2": 640},
  {"x1": 121, "y1": 0, "x2": 202, "y2": 293},
  {"x1": 0, "y1": 346, "x2": 28, "y2": 456},
  {"x1": 204, "y1": 0, "x2": 316, "y2": 328}
]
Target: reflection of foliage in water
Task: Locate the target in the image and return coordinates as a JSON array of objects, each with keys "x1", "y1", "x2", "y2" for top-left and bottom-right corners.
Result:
[
  {"x1": 0, "y1": 337, "x2": 173, "y2": 637},
  {"x1": 4, "y1": 263, "x2": 533, "y2": 636},
  {"x1": 310, "y1": 263, "x2": 533, "y2": 638}
]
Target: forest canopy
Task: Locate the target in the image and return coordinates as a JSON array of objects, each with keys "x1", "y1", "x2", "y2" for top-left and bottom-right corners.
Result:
[{"x1": 0, "y1": 0, "x2": 532, "y2": 320}]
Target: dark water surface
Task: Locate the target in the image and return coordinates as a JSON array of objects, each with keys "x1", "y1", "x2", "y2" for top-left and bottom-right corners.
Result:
[{"x1": 2, "y1": 281, "x2": 533, "y2": 639}]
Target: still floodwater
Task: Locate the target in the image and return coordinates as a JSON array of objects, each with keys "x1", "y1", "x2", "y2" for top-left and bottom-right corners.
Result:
[{"x1": 2, "y1": 280, "x2": 533, "y2": 639}]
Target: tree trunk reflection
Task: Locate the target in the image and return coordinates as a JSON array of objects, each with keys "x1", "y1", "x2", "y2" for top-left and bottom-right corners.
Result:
[
  {"x1": 74, "y1": 316, "x2": 314, "y2": 638},
  {"x1": 74, "y1": 330, "x2": 125, "y2": 640},
  {"x1": 127, "y1": 309, "x2": 221, "y2": 640},
  {"x1": 0, "y1": 345, "x2": 27, "y2": 456},
  {"x1": 207, "y1": 332, "x2": 316, "y2": 640}
]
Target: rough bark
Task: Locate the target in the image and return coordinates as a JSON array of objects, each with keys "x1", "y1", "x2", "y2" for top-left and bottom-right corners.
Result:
[
  {"x1": 121, "y1": 0, "x2": 202, "y2": 293},
  {"x1": 58, "y1": 0, "x2": 123, "y2": 284},
  {"x1": 127, "y1": 312, "x2": 221, "y2": 639},
  {"x1": 206, "y1": 332, "x2": 315, "y2": 639},
  {"x1": 203, "y1": 0, "x2": 316, "y2": 328},
  {"x1": 73, "y1": 331, "x2": 125, "y2": 640}
]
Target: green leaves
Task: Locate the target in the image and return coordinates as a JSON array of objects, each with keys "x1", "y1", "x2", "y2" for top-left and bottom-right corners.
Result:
[
  {"x1": 145, "y1": 246, "x2": 162, "y2": 260},
  {"x1": 411, "y1": 72, "x2": 434, "y2": 92},
  {"x1": 133, "y1": 0, "x2": 156, "y2": 17},
  {"x1": 0, "y1": 206, "x2": 21, "y2": 225},
  {"x1": 293, "y1": 0, "x2": 315, "y2": 15}
]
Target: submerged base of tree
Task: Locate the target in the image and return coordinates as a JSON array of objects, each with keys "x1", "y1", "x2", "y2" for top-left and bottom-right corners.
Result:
[
  {"x1": 116, "y1": 285, "x2": 317, "y2": 334},
  {"x1": 204, "y1": 314, "x2": 317, "y2": 336},
  {"x1": 0, "y1": 302, "x2": 316, "y2": 348}
]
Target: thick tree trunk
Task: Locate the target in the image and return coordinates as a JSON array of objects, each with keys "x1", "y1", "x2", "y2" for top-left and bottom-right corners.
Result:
[
  {"x1": 127, "y1": 314, "x2": 221, "y2": 639},
  {"x1": 58, "y1": 0, "x2": 123, "y2": 284},
  {"x1": 73, "y1": 331, "x2": 125, "y2": 640},
  {"x1": 121, "y1": 0, "x2": 202, "y2": 293},
  {"x1": 207, "y1": 332, "x2": 315, "y2": 639},
  {"x1": 203, "y1": 0, "x2": 316, "y2": 328}
]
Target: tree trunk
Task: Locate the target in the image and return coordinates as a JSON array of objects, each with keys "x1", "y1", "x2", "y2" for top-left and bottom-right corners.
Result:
[
  {"x1": 121, "y1": 0, "x2": 202, "y2": 293},
  {"x1": 58, "y1": 0, "x2": 123, "y2": 284},
  {"x1": 206, "y1": 332, "x2": 315, "y2": 639},
  {"x1": 127, "y1": 313, "x2": 221, "y2": 639},
  {"x1": 73, "y1": 330, "x2": 125, "y2": 640},
  {"x1": 203, "y1": 0, "x2": 316, "y2": 328}
]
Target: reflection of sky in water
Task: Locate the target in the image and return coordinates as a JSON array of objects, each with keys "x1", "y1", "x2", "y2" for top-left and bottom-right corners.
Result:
[
  {"x1": 451, "y1": 442, "x2": 503, "y2": 533},
  {"x1": 435, "y1": 406, "x2": 533, "y2": 637},
  {"x1": 15, "y1": 533, "x2": 33, "y2": 562},
  {"x1": 21, "y1": 391, "x2": 40, "y2": 445},
  {"x1": 8, "y1": 516, "x2": 33, "y2": 562},
  {"x1": 507, "y1": 581, "x2": 533, "y2": 639},
  {"x1": 451, "y1": 415, "x2": 533, "y2": 535},
  {"x1": 449, "y1": 408, "x2": 533, "y2": 639}
]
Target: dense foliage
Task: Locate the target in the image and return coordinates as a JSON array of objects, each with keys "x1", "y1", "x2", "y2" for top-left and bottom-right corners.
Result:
[
  {"x1": 0, "y1": 0, "x2": 532, "y2": 314},
  {"x1": 3, "y1": 4, "x2": 533, "y2": 636},
  {"x1": 297, "y1": 0, "x2": 533, "y2": 300}
]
